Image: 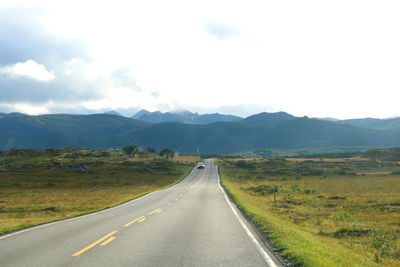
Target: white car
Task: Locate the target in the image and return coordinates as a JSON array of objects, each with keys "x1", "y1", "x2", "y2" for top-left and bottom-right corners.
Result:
[{"x1": 197, "y1": 162, "x2": 205, "y2": 169}]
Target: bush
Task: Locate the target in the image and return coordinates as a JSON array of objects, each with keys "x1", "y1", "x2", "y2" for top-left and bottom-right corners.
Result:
[
  {"x1": 234, "y1": 160, "x2": 255, "y2": 169},
  {"x1": 332, "y1": 211, "x2": 356, "y2": 222},
  {"x1": 370, "y1": 228, "x2": 400, "y2": 257},
  {"x1": 247, "y1": 184, "x2": 273, "y2": 195}
]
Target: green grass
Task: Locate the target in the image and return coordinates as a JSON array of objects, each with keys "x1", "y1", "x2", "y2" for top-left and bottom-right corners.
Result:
[
  {"x1": 0, "y1": 148, "x2": 196, "y2": 235},
  {"x1": 218, "y1": 157, "x2": 400, "y2": 266}
]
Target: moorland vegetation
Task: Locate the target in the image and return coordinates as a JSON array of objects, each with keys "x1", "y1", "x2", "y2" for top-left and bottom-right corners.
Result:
[{"x1": 219, "y1": 148, "x2": 400, "y2": 266}]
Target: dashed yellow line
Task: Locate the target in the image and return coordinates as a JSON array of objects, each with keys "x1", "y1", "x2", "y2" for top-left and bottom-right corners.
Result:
[
  {"x1": 72, "y1": 230, "x2": 117, "y2": 256},
  {"x1": 190, "y1": 167, "x2": 207, "y2": 189},
  {"x1": 73, "y1": 167, "x2": 204, "y2": 257},
  {"x1": 100, "y1": 236, "x2": 116, "y2": 246},
  {"x1": 176, "y1": 198, "x2": 179, "y2": 201},
  {"x1": 148, "y1": 208, "x2": 162, "y2": 215},
  {"x1": 124, "y1": 216, "x2": 145, "y2": 227}
]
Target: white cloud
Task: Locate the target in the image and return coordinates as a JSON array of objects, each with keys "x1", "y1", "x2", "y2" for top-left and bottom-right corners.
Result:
[
  {"x1": 204, "y1": 21, "x2": 243, "y2": 40},
  {"x1": 1, "y1": 1, "x2": 400, "y2": 119},
  {"x1": 0, "y1": 60, "x2": 54, "y2": 82}
]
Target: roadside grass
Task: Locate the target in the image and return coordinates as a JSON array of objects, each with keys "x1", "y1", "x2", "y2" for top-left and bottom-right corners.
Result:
[
  {"x1": 0, "y1": 148, "x2": 196, "y2": 235},
  {"x1": 218, "y1": 157, "x2": 400, "y2": 266}
]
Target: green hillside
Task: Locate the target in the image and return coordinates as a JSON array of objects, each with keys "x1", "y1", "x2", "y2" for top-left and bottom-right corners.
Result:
[
  {"x1": 0, "y1": 114, "x2": 148, "y2": 149},
  {"x1": 338, "y1": 117, "x2": 400, "y2": 131},
  {"x1": 1, "y1": 113, "x2": 400, "y2": 154}
]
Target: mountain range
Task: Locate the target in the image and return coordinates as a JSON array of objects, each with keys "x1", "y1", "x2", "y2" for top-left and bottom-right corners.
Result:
[
  {"x1": 131, "y1": 109, "x2": 242, "y2": 124},
  {"x1": 337, "y1": 117, "x2": 400, "y2": 131},
  {"x1": 0, "y1": 110, "x2": 399, "y2": 154}
]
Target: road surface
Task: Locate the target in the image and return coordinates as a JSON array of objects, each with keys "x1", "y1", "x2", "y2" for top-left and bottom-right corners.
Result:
[{"x1": 0, "y1": 159, "x2": 283, "y2": 266}]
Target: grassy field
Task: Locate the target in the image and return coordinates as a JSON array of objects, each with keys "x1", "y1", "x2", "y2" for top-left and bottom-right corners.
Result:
[
  {"x1": 0, "y1": 148, "x2": 196, "y2": 235},
  {"x1": 218, "y1": 156, "x2": 400, "y2": 266}
]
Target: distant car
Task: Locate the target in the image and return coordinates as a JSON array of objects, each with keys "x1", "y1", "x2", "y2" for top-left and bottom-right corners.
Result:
[{"x1": 197, "y1": 162, "x2": 205, "y2": 169}]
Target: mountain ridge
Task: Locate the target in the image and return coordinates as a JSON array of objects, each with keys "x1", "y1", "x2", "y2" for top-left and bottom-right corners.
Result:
[
  {"x1": 1, "y1": 112, "x2": 400, "y2": 154},
  {"x1": 131, "y1": 109, "x2": 242, "y2": 124}
]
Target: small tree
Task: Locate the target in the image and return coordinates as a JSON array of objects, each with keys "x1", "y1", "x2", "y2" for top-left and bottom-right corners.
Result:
[
  {"x1": 159, "y1": 148, "x2": 175, "y2": 159},
  {"x1": 122, "y1": 145, "x2": 139, "y2": 157}
]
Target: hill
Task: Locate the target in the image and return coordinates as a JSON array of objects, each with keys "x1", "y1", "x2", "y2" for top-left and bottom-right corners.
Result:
[
  {"x1": 118, "y1": 117, "x2": 400, "y2": 154},
  {"x1": 103, "y1": 110, "x2": 124, "y2": 117},
  {"x1": 339, "y1": 117, "x2": 400, "y2": 131},
  {"x1": 0, "y1": 114, "x2": 148, "y2": 149},
  {"x1": 131, "y1": 109, "x2": 242, "y2": 124},
  {"x1": 1, "y1": 112, "x2": 400, "y2": 154},
  {"x1": 360, "y1": 147, "x2": 400, "y2": 161},
  {"x1": 242, "y1": 111, "x2": 295, "y2": 126}
]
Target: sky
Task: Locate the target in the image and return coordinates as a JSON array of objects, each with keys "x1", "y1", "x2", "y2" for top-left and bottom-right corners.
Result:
[{"x1": 0, "y1": 0, "x2": 399, "y2": 119}]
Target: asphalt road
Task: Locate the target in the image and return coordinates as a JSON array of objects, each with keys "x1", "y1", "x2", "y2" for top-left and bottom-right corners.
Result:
[{"x1": 0, "y1": 159, "x2": 283, "y2": 266}]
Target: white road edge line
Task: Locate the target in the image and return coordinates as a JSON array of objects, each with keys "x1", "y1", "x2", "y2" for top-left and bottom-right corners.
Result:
[
  {"x1": 0, "y1": 167, "x2": 198, "y2": 241},
  {"x1": 216, "y1": 166, "x2": 277, "y2": 267}
]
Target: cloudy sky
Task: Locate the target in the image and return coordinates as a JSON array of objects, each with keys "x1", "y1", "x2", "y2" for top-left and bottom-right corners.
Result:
[{"x1": 0, "y1": 0, "x2": 399, "y2": 119}]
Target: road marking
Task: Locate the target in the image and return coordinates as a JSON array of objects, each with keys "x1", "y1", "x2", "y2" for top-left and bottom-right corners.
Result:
[
  {"x1": 148, "y1": 208, "x2": 162, "y2": 215},
  {"x1": 190, "y1": 167, "x2": 207, "y2": 189},
  {"x1": 138, "y1": 217, "x2": 146, "y2": 222},
  {"x1": 176, "y1": 198, "x2": 179, "y2": 200},
  {"x1": 100, "y1": 236, "x2": 116, "y2": 246},
  {"x1": 72, "y1": 230, "x2": 117, "y2": 256},
  {"x1": 124, "y1": 216, "x2": 145, "y2": 227},
  {"x1": 179, "y1": 194, "x2": 183, "y2": 197},
  {"x1": 0, "y1": 167, "x2": 199, "y2": 241},
  {"x1": 216, "y1": 167, "x2": 278, "y2": 267}
]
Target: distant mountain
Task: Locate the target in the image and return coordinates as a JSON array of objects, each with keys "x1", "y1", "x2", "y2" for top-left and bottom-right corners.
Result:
[
  {"x1": 1, "y1": 112, "x2": 400, "y2": 154},
  {"x1": 338, "y1": 117, "x2": 400, "y2": 131},
  {"x1": 131, "y1": 109, "x2": 151, "y2": 119},
  {"x1": 0, "y1": 112, "x2": 27, "y2": 119},
  {"x1": 193, "y1": 113, "x2": 242, "y2": 124},
  {"x1": 131, "y1": 109, "x2": 242, "y2": 124},
  {"x1": 242, "y1": 112, "x2": 295, "y2": 126},
  {"x1": 103, "y1": 110, "x2": 124, "y2": 117},
  {"x1": 0, "y1": 114, "x2": 148, "y2": 149},
  {"x1": 118, "y1": 116, "x2": 400, "y2": 154},
  {"x1": 316, "y1": 117, "x2": 339, "y2": 122}
]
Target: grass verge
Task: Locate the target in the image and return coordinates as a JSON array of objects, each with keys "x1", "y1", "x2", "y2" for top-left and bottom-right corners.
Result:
[
  {"x1": 218, "y1": 157, "x2": 400, "y2": 266},
  {"x1": 0, "y1": 148, "x2": 197, "y2": 235}
]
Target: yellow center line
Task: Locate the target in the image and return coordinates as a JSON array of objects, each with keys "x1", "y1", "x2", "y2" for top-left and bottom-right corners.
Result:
[
  {"x1": 148, "y1": 208, "x2": 161, "y2": 215},
  {"x1": 138, "y1": 217, "x2": 146, "y2": 222},
  {"x1": 72, "y1": 230, "x2": 117, "y2": 256},
  {"x1": 124, "y1": 216, "x2": 145, "y2": 227},
  {"x1": 189, "y1": 167, "x2": 207, "y2": 189},
  {"x1": 99, "y1": 236, "x2": 116, "y2": 247},
  {"x1": 176, "y1": 198, "x2": 179, "y2": 200}
]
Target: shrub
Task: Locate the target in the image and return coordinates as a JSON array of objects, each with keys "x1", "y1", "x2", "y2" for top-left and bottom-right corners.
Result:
[
  {"x1": 332, "y1": 210, "x2": 356, "y2": 222},
  {"x1": 370, "y1": 228, "x2": 400, "y2": 257},
  {"x1": 291, "y1": 184, "x2": 300, "y2": 193},
  {"x1": 247, "y1": 184, "x2": 273, "y2": 195},
  {"x1": 235, "y1": 160, "x2": 255, "y2": 169}
]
